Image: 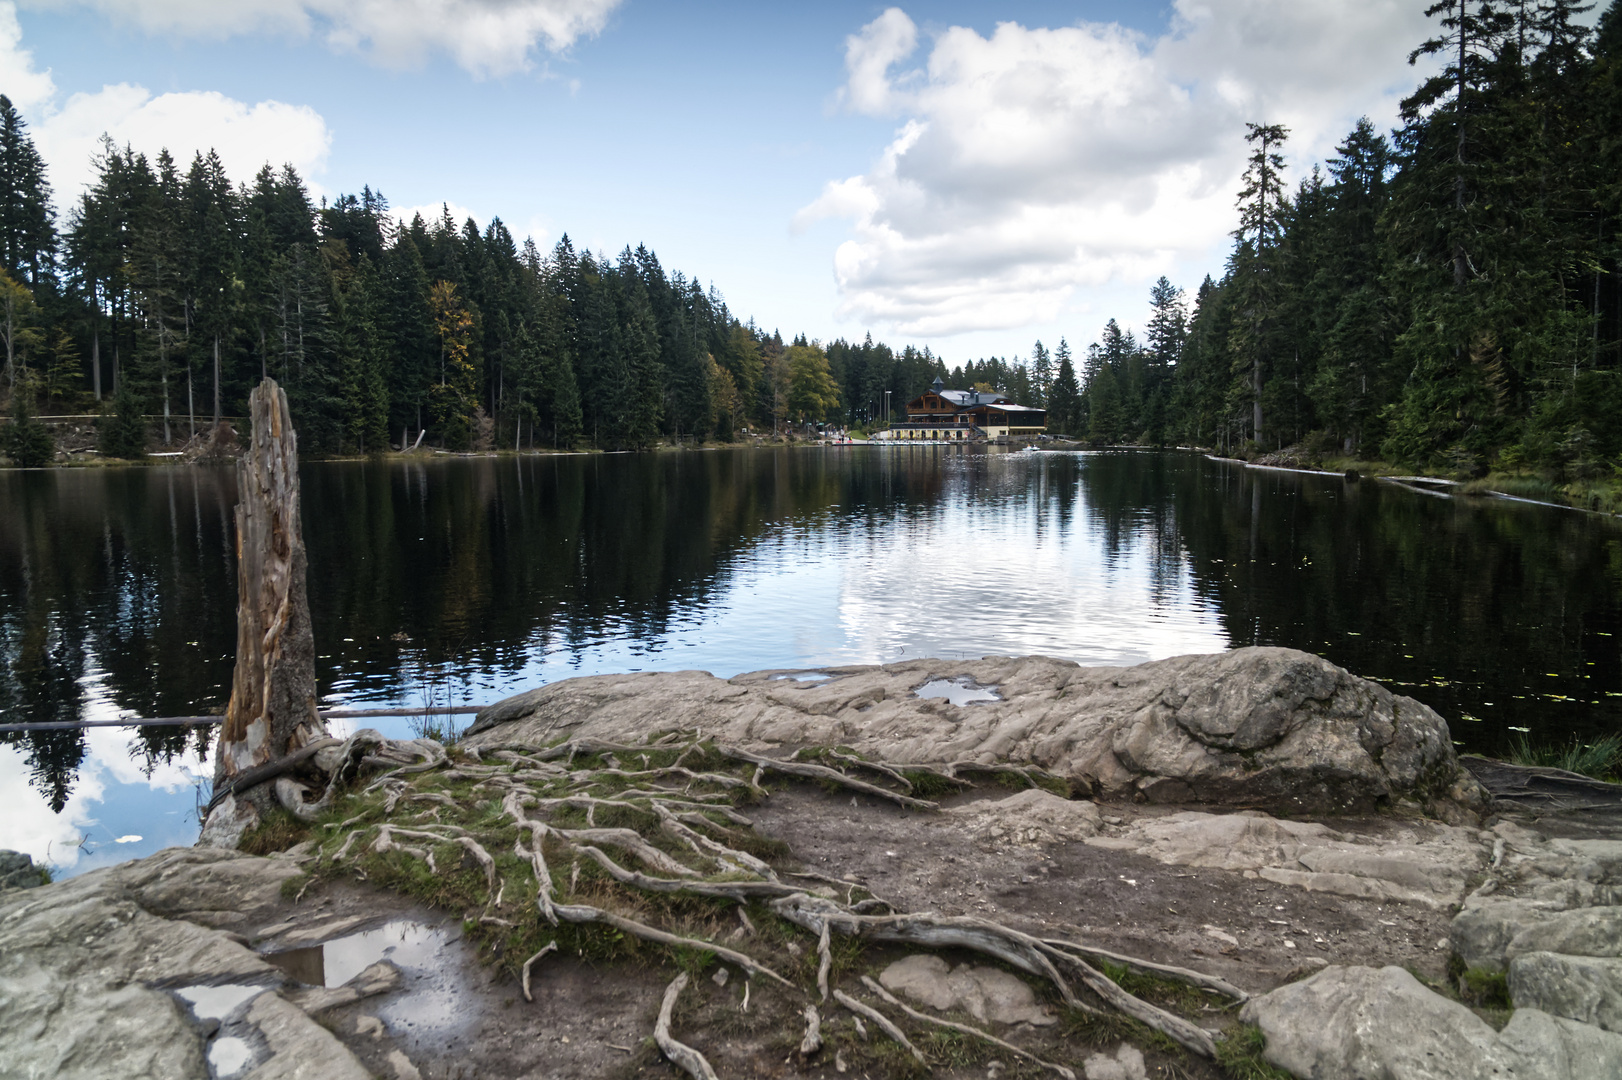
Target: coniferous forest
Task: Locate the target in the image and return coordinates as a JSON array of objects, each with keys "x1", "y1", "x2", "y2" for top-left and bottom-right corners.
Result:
[
  {"x1": 0, "y1": 102, "x2": 958, "y2": 456},
  {"x1": 1052, "y1": 0, "x2": 1622, "y2": 508},
  {"x1": 0, "y1": 1, "x2": 1620, "y2": 504}
]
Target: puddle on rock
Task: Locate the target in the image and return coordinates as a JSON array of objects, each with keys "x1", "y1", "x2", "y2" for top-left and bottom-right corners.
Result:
[
  {"x1": 770, "y1": 672, "x2": 833, "y2": 683},
  {"x1": 208, "y1": 1036, "x2": 252, "y2": 1077},
  {"x1": 913, "y1": 677, "x2": 1001, "y2": 706},
  {"x1": 266, "y1": 919, "x2": 455, "y2": 988},
  {"x1": 263, "y1": 919, "x2": 471, "y2": 1048},
  {"x1": 174, "y1": 983, "x2": 269, "y2": 1020}
]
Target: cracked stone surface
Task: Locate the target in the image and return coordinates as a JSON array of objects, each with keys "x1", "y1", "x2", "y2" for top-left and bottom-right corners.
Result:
[{"x1": 467, "y1": 647, "x2": 1487, "y2": 817}]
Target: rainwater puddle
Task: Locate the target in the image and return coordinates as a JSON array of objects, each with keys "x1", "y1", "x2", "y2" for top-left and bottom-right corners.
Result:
[
  {"x1": 174, "y1": 983, "x2": 268, "y2": 1019},
  {"x1": 913, "y1": 677, "x2": 1001, "y2": 706},
  {"x1": 208, "y1": 1037, "x2": 252, "y2": 1077},
  {"x1": 263, "y1": 919, "x2": 471, "y2": 1047},
  {"x1": 771, "y1": 672, "x2": 833, "y2": 683}
]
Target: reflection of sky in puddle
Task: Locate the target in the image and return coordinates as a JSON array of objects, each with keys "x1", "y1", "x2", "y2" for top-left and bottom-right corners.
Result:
[
  {"x1": 5, "y1": 453, "x2": 1228, "y2": 878},
  {"x1": 174, "y1": 982, "x2": 267, "y2": 1019},
  {"x1": 770, "y1": 673, "x2": 833, "y2": 683},
  {"x1": 208, "y1": 1037, "x2": 252, "y2": 1076},
  {"x1": 265, "y1": 919, "x2": 456, "y2": 990},
  {"x1": 913, "y1": 677, "x2": 1001, "y2": 706},
  {"x1": 325, "y1": 920, "x2": 455, "y2": 988},
  {"x1": 262, "y1": 919, "x2": 467, "y2": 1046}
]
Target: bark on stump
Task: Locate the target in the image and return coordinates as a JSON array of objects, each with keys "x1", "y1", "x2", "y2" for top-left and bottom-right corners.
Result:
[{"x1": 201, "y1": 378, "x2": 324, "y2": 847}]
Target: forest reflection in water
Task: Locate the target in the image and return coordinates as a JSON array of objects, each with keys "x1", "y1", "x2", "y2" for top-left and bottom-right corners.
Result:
[{"x1": 2, "y1": 448, "x2": 1620, "y2": 873}]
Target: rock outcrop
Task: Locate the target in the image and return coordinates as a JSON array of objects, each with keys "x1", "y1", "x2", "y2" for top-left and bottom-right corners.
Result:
[
  {"x1": 0, "y1": 850, "x2": 43, "y2": 890},
  {"x1": 1082, "y1": 809, "x2": 1488, "y2": 909},
  {"x1": 1241, "y1": 964, "x2": 1622, "y2": 1080},
  {"x1": 468, "y1": 647, "x2": 1485, "y2": 817},
  {"x1": 0, "y1": 846, "x2": 373, "y2": 1080}
]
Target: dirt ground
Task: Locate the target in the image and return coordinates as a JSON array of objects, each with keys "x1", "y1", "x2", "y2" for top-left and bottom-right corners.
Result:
[{"x1": 237, "y1": 776, "x2": 1504, "y2": 1080}]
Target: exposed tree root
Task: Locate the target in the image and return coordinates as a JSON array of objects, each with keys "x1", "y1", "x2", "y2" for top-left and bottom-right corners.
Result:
[
  {"x1": 771, "y1": 894, "x2": 1088, "y2": 1013},
  {"x1": 1036, "y1": 945, "x2": 1218, "y2": 1058},
  {"x1": 552, "y1": 903, "x2": 796, "y2": 989},
  {"x1": 816, "y1": 920, "x2": 832, "y2": 1002},
  {"x1": 799, "y1": 1004, "x2": 822, "y2": 1056},
  {"x1": 1043, "y1": 938, "x2": 1249, "y2": 1003},
  {"x1": 655, "y1": 973, "x2": 721, "y2": 1080},
  {"x1": 521, "y1": 941, "x2": 557, "y2": 1002},
  {"x1": 861, "y1": 975, "x2": 1077, "y2": 1080},
  {"x1": 832, "y1": 988, "x2": 926, "y2": 1065},
  {"x1": 292, "y1": 728, "x2": 1246, "y2": 1075},
  {"x1": 717, "y1": 745, "x2": 940, "y2": 810}
]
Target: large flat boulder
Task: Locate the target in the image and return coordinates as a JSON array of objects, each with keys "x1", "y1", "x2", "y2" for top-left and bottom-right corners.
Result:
[
  {"x1": 467, "y1": 647, "x2": 1484, "y2": 816},
  {"x1": 1241, "y1": 964, "x2": 1622, "y2": 1080},
  {"x1": 1509, "y1": 952, "x2": 1622, "y2": 1033}
]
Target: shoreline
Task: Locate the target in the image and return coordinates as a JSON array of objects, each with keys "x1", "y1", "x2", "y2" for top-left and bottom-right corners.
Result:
[{"x1": 1203, "y1": 452, "x2": 1622, "y2": 519}]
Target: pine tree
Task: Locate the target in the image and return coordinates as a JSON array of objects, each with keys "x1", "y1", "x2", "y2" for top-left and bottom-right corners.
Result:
[
  {"x1": 1229, "y1": 122, "x2": 1291, "y2": 448},
  {"x1": 131, "y1": 151, "x2": 185, "y2": 444},
  {"x1": 1030, "y1": 340, "x2": 1052, "y2": 406},
  {"x1": 2, "y1": 379, "x2": 53, "y2": 466},
  {"x1": 1143, "y1": 277, "x2": 1187, "y2": 445},
  {"x1": 99, "y1": 381, "x2": 146, "y2": 459},
  {"x1": 182, "y1": 150, "x2": 240, "y2": 427},
  {"x1": 1048, "y1": 348, "x2": 1081, "y2": 437},
  {"x1": 428, "y1": 279, "x2": 477, "y2": 449},
  {"x1": 0, "y1": 95, "x2": 55, "y2": 290}
]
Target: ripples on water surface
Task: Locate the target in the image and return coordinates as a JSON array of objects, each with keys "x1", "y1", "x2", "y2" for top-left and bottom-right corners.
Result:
[{"x1": 3, "y1": 447, "x2": 1620, "y2": 874}]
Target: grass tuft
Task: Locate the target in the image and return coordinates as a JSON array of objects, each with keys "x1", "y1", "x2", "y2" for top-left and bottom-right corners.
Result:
[
  {"x1": 1457, "y1": 967, "x2": 1512, "y2": 1010},
  {"x1": 239, "y1": 806, "x2": 312, "y2": 855},
  {"x1": 1505, "y1": 732, "x2": 1622, "y2": 781},
  {"x1": 1214, "y1": 1025, "x2": 1293, "y2": 1080}
]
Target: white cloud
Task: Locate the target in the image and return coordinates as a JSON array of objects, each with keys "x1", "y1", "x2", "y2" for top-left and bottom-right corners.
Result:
[
  {"x1": 1, "y1": 2, "x2": 331, "y2": 200},
  {"x1": 39, "y1": 85, "x2": 331, "y2": 201},
  {"x1": 805, "y1": 2, "x2": 1438, "y2": 337},
  {"x1": 0, "y1": 0, "x2": 53, "y2": 112},
  {"x1": 22, "y1": 0, "x2": 624, "y2": 78},
  {"x1": 839, "y1": 6, "x2": 917, "y2": 115}
]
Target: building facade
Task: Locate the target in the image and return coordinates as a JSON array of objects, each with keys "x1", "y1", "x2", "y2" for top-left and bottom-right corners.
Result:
[{"x1": 888, "y1": 378, "x2": 1047, "y2": 441}]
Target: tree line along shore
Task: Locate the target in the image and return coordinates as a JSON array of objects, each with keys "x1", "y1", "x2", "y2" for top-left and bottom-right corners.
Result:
[{"x1": 2, "y1": 2, "x2": 1622, "y2": 514}]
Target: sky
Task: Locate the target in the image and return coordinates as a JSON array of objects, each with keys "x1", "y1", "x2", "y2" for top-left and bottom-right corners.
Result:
[{"x1": 2, "y1": 0, "x2": 1451, "y2": 365}]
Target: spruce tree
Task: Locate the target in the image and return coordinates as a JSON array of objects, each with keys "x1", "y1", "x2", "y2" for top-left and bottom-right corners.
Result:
[
  {"x1": 99, "y1": 382, "x2": 146, "y2": 458},
  {"x1": 1048, "y1": 350, "x2": 1081, "y2": 437},
  {"x1": 0, "y1": 95, "x2": 55, "y2": 289},
  {"x1": 3, "y1": 381, "x2": 53, "y2": 466}
]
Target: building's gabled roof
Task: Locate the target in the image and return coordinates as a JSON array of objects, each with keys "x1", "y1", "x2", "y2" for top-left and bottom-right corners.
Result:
[
  {"x1": 933, "y1": 389, "x2": 1013, "y2": 407},
  {"x1": 970, "y1": 402, "x2": 1045, "y2": 415}
]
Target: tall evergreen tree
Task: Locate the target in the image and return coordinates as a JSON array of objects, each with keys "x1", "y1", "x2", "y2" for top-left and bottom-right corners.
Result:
[{"x1": 0, "y1": 96, "x2": 54, "y2": 292}]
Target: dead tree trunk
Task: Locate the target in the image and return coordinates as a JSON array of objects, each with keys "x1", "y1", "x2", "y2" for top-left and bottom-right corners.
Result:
[{"x1": 201, "y1": 377, "x2": 324, "y2": 846}]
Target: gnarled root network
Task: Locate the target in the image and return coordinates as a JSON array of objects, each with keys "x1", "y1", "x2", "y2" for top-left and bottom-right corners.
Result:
[{"x1": 296, "y1": 732, "x2": 1235, "y2": 1073}]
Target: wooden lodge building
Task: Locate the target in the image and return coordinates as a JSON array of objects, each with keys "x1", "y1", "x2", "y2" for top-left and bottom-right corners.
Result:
[{"x1": 890, "y1": 377, "x2": 1047, "y2": 442}]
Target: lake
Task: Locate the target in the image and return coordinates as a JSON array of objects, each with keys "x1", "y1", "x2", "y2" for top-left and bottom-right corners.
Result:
[{"x1": 4, "y1": 447, "x2": 1620, "y2": 875}]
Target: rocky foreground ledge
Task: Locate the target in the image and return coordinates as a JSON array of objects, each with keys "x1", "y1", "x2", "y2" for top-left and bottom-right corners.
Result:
[{"x1": 2, "y1": 649, "x2": 1618, "y2": 1080}]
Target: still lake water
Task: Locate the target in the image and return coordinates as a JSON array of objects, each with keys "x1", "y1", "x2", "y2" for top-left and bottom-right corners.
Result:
[{"x1": 4, "y1": 447, "x2": 1621, "y2": 875}]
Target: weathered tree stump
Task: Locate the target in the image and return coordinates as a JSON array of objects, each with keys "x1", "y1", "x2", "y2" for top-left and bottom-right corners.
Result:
[{"x1": 201, "y1": 378, "x2": 324, "y2": 846}]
